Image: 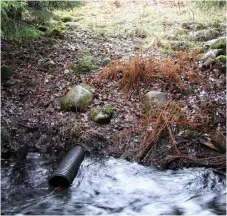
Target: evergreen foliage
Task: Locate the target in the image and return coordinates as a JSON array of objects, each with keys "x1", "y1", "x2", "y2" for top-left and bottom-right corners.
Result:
[{"x1": 1, "y1": 1, "x2": 83, "y2": 40}]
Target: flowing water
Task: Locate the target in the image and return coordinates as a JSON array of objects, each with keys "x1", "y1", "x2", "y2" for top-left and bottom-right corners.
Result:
[{"x1": 1, "y1": 153, "x2": 226, "y2": 215}]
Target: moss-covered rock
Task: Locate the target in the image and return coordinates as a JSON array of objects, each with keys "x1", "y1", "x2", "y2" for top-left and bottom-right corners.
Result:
[
  {"x1": 1, "y1": 64, "x2": 14, "y2": 82},
  {"x1": 90, "y1": 105, "x2": 115, "y2": 124},
  {"x1": 60, "y1": 85, "x2": 93, "y2": 112},
  {"x1": 103, "y1": 105, "x2": 116, "y2": 117},
  {"x1": 203, "y1": 37, "x2": 226, "y2": 50},
  {"x1": 210, "y1": 38, "x2": 226, "y2": 55},
  {"x1": 216, "y1": 55, "x2": 226, "y2": 64},
  {"x1": 81, "y1": 84, "x2": 92, "y2": 92}
]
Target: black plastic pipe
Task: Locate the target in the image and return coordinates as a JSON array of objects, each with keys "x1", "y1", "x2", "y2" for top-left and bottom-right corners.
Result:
[{"x1": 48, "y1": 145, "x2": 85, "y2": 187}]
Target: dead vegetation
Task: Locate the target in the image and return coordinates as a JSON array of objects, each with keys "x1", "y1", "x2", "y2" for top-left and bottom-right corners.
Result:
[
  {"x1": 96, "y1": 51, "x2": 201, "y2": 98},
  {"x1": 96, "y1": 52, "x2": 226, "y2": 170}
]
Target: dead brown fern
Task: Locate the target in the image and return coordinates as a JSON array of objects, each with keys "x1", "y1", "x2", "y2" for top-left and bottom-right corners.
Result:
[{"x1": 96, "y1": 51, "x2": 200, "y2": 98}]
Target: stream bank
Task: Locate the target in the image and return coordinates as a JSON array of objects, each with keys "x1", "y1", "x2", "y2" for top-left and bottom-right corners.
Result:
[{"x1": 1, "y1": 1, "x2": 226, "y2": 170}]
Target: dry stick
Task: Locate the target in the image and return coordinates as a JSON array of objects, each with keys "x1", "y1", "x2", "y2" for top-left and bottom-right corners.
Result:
[
  {"x1": 136, "y1": 104, "x2": 172, "y2": 160},
  {"x1": 142, "y1": 103, "x2": 181, "y2": 161},
  {"x1": 162, "y1": 107, "x2": 181, "y2": 156},
  {"x1": 136, "y1": 110, "x2": 163, "y2": 160}
]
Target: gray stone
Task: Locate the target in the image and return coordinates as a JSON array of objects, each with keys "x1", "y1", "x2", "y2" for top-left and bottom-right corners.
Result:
[
  {"x1": 93, "y1": 112, "x2": 112, "y2": 124},
  {"x1": 142, "y1": 91, "x2": 169, "y2": 112},
  {"x1": 60, "y1": 85, "x2": 93, "y2": 111}
]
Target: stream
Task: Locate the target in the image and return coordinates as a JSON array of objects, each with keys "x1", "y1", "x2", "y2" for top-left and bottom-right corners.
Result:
[{"x1": 1, "y1": 153, "x2": 226, "y2": 215}]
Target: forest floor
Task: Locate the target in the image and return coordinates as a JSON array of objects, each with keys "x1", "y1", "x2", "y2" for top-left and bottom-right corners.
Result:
[{"x1": 1, "y1": 1, "x2": 226, "y2": 170}]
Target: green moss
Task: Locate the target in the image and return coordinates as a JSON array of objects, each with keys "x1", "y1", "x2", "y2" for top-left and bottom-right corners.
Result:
[
  {"x1": 82, "y1": 84, "x2": 92, "y2": 92},
  {"x1": 210, "y1": 39, "x2": 226, "y2": 55},
  {"x1": 90, "y1": 108, "x2": 100, "y2": 119},
  {"x1": 161, "y1": 49, "x2": 176, "y2": 56},
  {"x1": 72, "y1": 55, "x2": 98, "y2": 74},
  {"x1": 103, "y1": 105, "x2": 116, "y2": 117},
  {"x1": 216, "y1": 55, "x2": 226, "y2": 63},
  {"x1": 47, "y1": 21, "x2": 66, "y2": 36}
]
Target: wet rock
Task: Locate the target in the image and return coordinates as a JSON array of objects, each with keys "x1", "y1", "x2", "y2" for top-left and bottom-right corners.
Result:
[
  {"x1": 201, "y1": 49, "x2": 221, "y2": 62},
  {"x1": 142, "y1": 91, "x2": 169, "y2": 112},
  {"x1": 203, "y1": 37, "x2": 226, "y2": 50},
  {"x1": 60, "y1": 85, "x2": 93, "y2": 112},
  {"x1": 1, "y1": 64, "x2": 14, "y2": 82},
  {"x1": 190, "y1": 29, "x2": 220, "y2": 41}
]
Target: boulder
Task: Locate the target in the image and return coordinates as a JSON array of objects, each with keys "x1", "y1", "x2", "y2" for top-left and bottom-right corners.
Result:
[
  {"x1": 142, "y1": 91, "x2": 169, "y2": 112},
  {"x1": 190, "y1": 29, "x2": 220, "y2": 41},
  {"x1": 203, "y1": 37, "x2": 226, "y2": 50},
  {"x1": 60, "y1": 85, "x2": 93, "y2": 111},
  {"x1": 1, "y1": 64, "x2": 14, "y2": 82}
]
